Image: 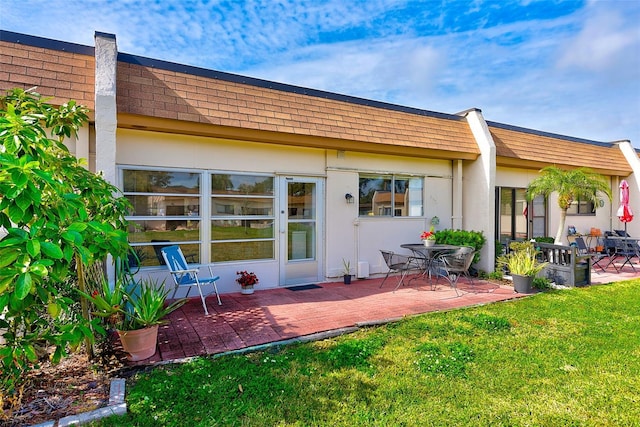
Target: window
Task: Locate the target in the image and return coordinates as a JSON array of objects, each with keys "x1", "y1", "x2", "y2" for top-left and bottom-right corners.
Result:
[
  {"x1": 496, "y1": 187, "x2": 547, "y2": 243},
  {"x1": 497, "y1": 188, "x2": 527, "y2": 242},
  {"x1": 211, "y1": 174, "x2": 275, "y2": 262},
  {"x1": 122, "y1": 169, "x2": 276, "y2": 267},
  {"x1": 567, "y1": 198, "x2": 595, "y2": 215},
  {"x1": 122, "y1": 169, "x2": 201, "y2": 266},
  {"x1": 358, "y1": 174, "x2": 423, "y2": 217}
]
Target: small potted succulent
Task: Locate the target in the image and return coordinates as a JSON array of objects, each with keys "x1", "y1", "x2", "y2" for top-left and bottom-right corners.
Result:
[
  {"x1": 236, "y1": 271, "x2": 259, "y2": 294},
  {"x1": 342, "y1": 259, "x2": 352, "y2": 284},
  {"x1": 420, "y1": 226, "x2": 437, "y2": 247}
]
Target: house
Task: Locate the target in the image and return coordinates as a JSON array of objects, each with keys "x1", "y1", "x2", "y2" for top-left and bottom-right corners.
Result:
[{"x1": 1, "y1": 30, "x2": 638, "y2": 293}]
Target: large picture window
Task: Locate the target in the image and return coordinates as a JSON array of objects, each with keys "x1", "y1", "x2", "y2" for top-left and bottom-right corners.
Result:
[
  {"x1": 123, "y1": 169, "x2": 201, "y2": 267},
  {"x1": 358, "y1": 174, "x2": 423, "y2": 217},
  {"x1": 211, "y1": 174, "x2": 275, "y2": 262},
  {"x1": 122, "y1": 169, "x2": 276, "y2": 267}
]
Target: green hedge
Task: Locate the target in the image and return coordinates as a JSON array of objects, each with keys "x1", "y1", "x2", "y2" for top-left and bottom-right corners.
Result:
[{"x1": 434, "y1": 229, "x2": 486, "y2": 263}]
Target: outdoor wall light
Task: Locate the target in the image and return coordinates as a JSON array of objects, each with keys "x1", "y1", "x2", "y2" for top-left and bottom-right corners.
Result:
[{"x1": 345, "y1": 193, "x2": 354, "y2": 204}]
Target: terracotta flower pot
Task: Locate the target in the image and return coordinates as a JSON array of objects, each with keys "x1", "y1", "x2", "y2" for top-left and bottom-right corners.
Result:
[{"x1": 117, "y1": 325, "x2": 159, "y2": 361}]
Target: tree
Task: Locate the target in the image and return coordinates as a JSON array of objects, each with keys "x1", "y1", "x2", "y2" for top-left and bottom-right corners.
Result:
[
  {"x1": 0, "y1": 88, "x2": 132, "y2": 414},
  {"x1": 526, "y1": 166, "x2": 612, "y2": 244}
]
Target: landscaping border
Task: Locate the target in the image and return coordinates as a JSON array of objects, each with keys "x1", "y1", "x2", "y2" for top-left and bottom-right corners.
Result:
[{"x1": 31, "y1": 379, "x2": 126, "y2": 427}]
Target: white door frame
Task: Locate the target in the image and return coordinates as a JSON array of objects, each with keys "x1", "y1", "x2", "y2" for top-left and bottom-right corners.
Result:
[{"x1": 278, "y1": 176, "x2": 324, "y2": 286}]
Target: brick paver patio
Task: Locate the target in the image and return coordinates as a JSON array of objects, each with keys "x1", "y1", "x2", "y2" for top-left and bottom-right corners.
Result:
[{"x1": 123, "y1": 262, "x2": 636, "y2": 366}]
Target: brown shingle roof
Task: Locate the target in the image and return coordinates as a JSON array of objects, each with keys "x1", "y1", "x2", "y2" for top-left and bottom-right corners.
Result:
[
  {"x1": 115, "y1": 60, "x2": 479, "y2": 160},
  {"x1": 0, "y1": 34, "x2": 95, "y2": 109},
  {"x1": 490, "y1": 122, "x2": 631, "y2": 175}
]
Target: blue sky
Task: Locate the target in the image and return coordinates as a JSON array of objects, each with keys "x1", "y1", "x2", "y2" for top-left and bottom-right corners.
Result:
[{"x1": 3, "y1": 0, "x2": 639, "y2": 147}]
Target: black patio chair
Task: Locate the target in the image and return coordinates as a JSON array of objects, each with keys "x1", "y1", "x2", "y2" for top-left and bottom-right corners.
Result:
[
  {"x1": 379, "y1": 250, "x2": 422, "y2": 291},
  {"x1": 596, "y1": 238, "x2": 620, "y2": 273},
  {"x1": 612, "y1": 238, "x2": 638, "y2": 272},
  {"x1": 574, "y1": 236, "x2": 605, "y2": 273},
  {"x1": 431, "y1": 246, "x2": 475, "y2": 296}
]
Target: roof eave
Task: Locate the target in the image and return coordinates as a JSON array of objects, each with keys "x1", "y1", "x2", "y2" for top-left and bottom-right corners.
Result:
[{"x1": 496, "y1": 156, "x2": 629, "y2": 176}]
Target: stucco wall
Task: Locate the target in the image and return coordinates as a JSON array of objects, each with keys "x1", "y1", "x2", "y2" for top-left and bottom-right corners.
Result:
[{"x1": 116, "y1": 130, "x2": 454, "y2": 290}]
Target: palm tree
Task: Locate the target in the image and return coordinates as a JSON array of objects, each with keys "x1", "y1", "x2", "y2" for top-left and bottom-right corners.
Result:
[{"x1": 526, "y1": 166, "x2": 612, "y2": 244}]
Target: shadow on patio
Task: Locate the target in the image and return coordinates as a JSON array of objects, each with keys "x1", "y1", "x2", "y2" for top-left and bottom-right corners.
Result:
[{"x1": 122, "y1": 261, "x2": 638, "y2": 367}]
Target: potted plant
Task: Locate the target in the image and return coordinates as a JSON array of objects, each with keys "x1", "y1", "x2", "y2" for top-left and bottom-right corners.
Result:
[
  {"x1": 236, "y1": 271, "x2": 259, "y2": 294},
  {"x1": 83, "y1": 279, "x2": 185, "y2": 361},
  {"x1": 420, "y1": 226, "x2": 437, "y2": 247},
  {"x1": 342, "y1": 259, "x2": 352, "y2": 284},
  {"x1": 497, "y1": 241, "x2": 547, "y2": 293}
]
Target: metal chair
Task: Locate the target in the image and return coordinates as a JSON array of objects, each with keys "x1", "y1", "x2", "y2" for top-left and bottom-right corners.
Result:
[
  {"x1": 596, "y1": 238, "x2": 620, "y2": 273},
  {"x1": 161, "y1": 245, "x2": 222, "y2": 315},
  {"x1": 432, "y1": 246, "x2": 475, "y2": 296},
  {"x1": 612, "y1": 238, "x2": 638, "y2": 272},
  {"x1": 379, "y1": 250, "x2": 422, "y2": 291},
  {"x1": 574, "y1": 236, "x2": 603, "y2": 273}
]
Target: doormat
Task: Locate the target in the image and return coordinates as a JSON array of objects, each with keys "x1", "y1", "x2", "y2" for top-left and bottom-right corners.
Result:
[{"x1": 287, "y1": 284, "x2": 322, "y2": 291}]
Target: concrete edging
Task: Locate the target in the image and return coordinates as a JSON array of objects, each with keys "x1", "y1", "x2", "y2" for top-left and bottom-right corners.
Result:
[{"x1": 31, "y1": 378, "x2": 126, "y2": 427}]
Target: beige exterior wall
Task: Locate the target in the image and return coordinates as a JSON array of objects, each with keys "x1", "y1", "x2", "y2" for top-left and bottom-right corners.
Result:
[
  {"x1": 116, "y1": 129, "x2": 454, "y2": 291},
  {"x1": 117, "y1": 129, "x2": 325, "y2": 173},
  {"x1": 324, "y1": 151, "x2": 452, "y2": 279}
]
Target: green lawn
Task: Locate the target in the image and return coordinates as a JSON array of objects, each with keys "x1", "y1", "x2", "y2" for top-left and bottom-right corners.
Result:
[{"x1": 97, "y1": 280, "x2": 640, "y2": 426}]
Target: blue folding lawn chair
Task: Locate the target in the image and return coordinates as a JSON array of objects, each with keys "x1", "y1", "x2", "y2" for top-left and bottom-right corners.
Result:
[{"x1": 161, "y1": 245, "x2": 222, "y2": 315}]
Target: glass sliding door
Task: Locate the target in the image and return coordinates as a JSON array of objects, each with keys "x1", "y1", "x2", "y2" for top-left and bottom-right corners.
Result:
[{"x1": 497, "y1": 187, "x2": 545, "y2": 244}]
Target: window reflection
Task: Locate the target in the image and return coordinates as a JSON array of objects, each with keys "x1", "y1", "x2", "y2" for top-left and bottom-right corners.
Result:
[
  {"x1": 123, "y1": 170, "x2": 200, "y2": 193},
  {"x1": 211, "y1": 174, "x2": 273, "y2": 195},
  {"x1": 359, "y1": 175, "x2": 423, "y2": 217},
  {"x1": 127, "y1": 195, "x2": 200, "y2": 217}
]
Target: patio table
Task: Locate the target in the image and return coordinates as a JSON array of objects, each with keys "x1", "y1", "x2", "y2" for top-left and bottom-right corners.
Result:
[{"x1": 400, "y1": 243, "x2": 459, "y2": 286}]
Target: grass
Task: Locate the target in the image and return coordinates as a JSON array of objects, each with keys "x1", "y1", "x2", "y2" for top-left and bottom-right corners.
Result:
[{"x1": 96, "y1": 280, "x2": 640, "y2": 426}]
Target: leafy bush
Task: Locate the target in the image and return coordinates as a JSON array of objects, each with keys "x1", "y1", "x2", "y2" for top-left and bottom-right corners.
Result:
[
  {"x1": 0, "y1": 88, "x2": 132, "y2": 415},
  {"x1": 532, "y1": 277, "x2": 552, "y2": 290},
  {"x1": 487, "y1": 270, "x2": 504, "y2": 280},
  {"x1": 434, "y1": 229, "x2": 486, "y2": 263},
  {"x1": 533, "y1": 236, "x2": 555, "y2": 244}
]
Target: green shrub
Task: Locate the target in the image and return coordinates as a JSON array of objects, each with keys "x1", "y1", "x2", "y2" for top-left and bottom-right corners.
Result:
[
  {"x1": 488, "y1": 270, "x2": 504, "y2": 280},
  {"x1": 532, "y1": 276, "x2": 552, "y2": 290},
  {"x1": 533, "y1": 236, "x2": 555, "y2": 243},
  {"x1": 0, "y1": 88, "x2": 133, "y2": 415},
  {"x1": 434, "y1": 229, "x2": 486, "y2": 263}
]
